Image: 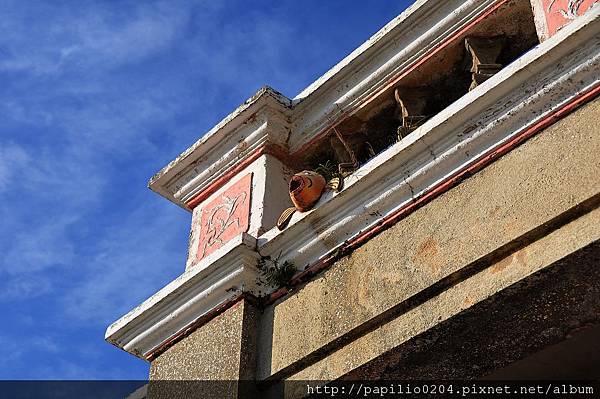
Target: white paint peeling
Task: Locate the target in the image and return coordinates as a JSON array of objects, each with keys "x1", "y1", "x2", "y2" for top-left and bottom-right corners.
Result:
[{"x1": 107, "y1": 3, "x2": 600, "y2": 360}]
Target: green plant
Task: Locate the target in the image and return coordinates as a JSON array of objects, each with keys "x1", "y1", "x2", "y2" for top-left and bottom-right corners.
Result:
[
  {"x1": 258, "y1": 254, "x2": 297, "y2": 288},
  {"x1": 314, "y1": 160, "x2": 341, "y2": 182}
]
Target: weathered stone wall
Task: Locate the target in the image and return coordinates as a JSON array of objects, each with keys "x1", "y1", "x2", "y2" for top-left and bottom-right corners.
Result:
[
  {"x1": 148, "y1": 98, "x2": 600, "y2": 396},
  {"x1": 257, "y1": 97, "x2": 600, "y2": 381},
  {"x1": 149, "y1": 299, "x2": 259, "y2": 398}
]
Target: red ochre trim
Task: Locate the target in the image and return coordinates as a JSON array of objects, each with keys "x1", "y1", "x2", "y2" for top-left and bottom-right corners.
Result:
[
  {"x1": 145, "y1": 293, "x2": 259, "y2": 361},
  {"x1": 266, "y1": 82, "x2": 600, "y2": 306},
  {"x1": 147, "y1": 84, "x2": 599, "y2": 357},
  {"x1": 185, "y1": 144, "x2": 291, "y2": 210},
  {"x1": 183, "y1": 0, "x2": 508, "y2": 208},
  {"x1": 293, "y1": 0, "x2": 510, "y2": 156}
]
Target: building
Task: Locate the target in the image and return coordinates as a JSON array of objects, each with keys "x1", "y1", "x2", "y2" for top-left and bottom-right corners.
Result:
[{"x1": 107, "y1": 1, "x2": 600, "y2": 397}]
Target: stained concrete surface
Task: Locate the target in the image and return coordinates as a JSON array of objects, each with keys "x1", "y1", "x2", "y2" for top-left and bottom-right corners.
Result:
[
  {"x1": 259, "y1": 98, "x2": 600, "y2": 379},
  {"x1": 341, "y1": 240, "x2": 600, "y2": 380},
  {"x1": 148, "y1": 98, "x2": 600, "y2": 396},
  {"x1": 149, "y1": 300, "x2": 259, "y2": 398},
  {"x1": 284, "y1": 203, "x2": 600, "y2": 384}
]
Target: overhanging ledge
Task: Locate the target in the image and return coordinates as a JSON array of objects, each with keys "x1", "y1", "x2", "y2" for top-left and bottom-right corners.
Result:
[
  {"x1": 105, "y1": 233, "x2": 260, "y2": 360},
  {"x1": 146, "y1": 0, "x2": 514, "y2": 211},
  {"x1": 258, "y1": 8, "x2": 600, "y2": 277},
  {"x1": 106, "y1": 3, "x2": 600, "y2": 363},
  {"x1": 148, "y1": 87, "x2": 292, "y2": 210}
]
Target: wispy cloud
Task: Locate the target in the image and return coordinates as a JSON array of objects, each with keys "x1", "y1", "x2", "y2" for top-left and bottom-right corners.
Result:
[
  {"x1": 64, "y1": 199, "x2": 188, "y2": 323},
  {"x1": 0, "y1": 275, "x2": 53, "y2": 301},
  {"x1": 3, "y1": 215, "x2": 78, "y2": 275},
  {"x1": 0, "y1": 1, "x2": 189, "y2": 75},
  {"x1": 0, "y1": 333, "x2": 60, "y2": 368},
  {"x1": 0, "y1": 0, "x2": 413, "y2": 380}
]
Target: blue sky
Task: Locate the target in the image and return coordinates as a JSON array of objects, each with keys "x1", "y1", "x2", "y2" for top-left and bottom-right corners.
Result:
[{"x1": 0, "y1": 1, "x2": 412, "y2": 379}]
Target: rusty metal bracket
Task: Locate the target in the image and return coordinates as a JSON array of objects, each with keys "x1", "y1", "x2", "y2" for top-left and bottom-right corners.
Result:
[{"x1": 465, "y1": 36, "x2": 504, "y2": 91}]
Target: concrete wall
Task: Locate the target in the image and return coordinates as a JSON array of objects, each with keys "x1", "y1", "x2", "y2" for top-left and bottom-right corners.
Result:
[
  {"x1": 149, "y1": 300, "x2": 259, "y2": 398},
  {"x1": 259, "y1": 97, "x2": 600, "y2": 381},
  {"x1": 148, "y1": 98, "x2": 600, "y2": 396}
]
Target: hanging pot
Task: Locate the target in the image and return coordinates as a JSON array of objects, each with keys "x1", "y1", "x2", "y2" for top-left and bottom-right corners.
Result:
[{"x1": 289, "y1": 170, "x2": 326, "y2": 212}]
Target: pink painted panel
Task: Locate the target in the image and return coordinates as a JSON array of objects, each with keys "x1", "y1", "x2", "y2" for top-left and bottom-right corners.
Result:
[
  {"x1": 196, "y1": 173, "x2": 252, "y2": 261},
  {"x1": 542, "y1": 0, "x2": 598, "y2": 37}
]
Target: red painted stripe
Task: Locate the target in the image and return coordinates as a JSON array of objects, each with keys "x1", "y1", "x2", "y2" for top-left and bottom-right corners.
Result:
[
  {"x1": 185, "y1": 144, "x2": 290, "y2": 210},
  {"x1": 266, "y1": 82, "x2": 600, "y2": 305},
  {"x1": 293, "y1": 0, "x2": 509, "y2": 156}
]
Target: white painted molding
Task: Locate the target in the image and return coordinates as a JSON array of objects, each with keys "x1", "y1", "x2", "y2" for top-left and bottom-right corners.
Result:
[
  {"x1": 105, "y1": 233, "x2": 260, "y2": 359},
  {"x1": 107, "y1": 4, "x2": 599, "y2": 360},
  {"x1": 147, "y1": 0, "x2": 504, "y2": 210},
  {"x1": 148, "y1": 87, "x2": 291, "y2": 209},
  {"x1": 290, "y1": 0, "x2": 500, "y2": 150},
  {"x1": 258, "y1": 8, "x2": 600, "y2": 271}
]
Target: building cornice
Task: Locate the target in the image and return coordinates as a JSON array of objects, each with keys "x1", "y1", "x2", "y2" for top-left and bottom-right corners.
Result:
[
  {"x1": 258, "y1": 8, "x2": 600, "y2": 274},
  {"x1": 290, "y1": 0, "x2": 504, "y2": 152},
  {"x1": 148, "y1": 0, "x2": 508, "y2": 210},
  {"x1": 107, "y1": 4, "x2": 599, "y2": 360},
  {"x1": 105, "y1": 233, "x2": 260, "y2": 359},
  {"x1": 148, "y1": 87, "x2": 292, "y2": 210}
]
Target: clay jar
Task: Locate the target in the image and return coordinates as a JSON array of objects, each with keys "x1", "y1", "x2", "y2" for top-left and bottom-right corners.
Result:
[{"x1": 289, "y1": 171, "x2": 326, "y2": 212}]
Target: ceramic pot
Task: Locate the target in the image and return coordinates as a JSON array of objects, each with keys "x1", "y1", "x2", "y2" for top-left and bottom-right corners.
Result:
[{"x1": 289, "y1": 171, "x2": 326, "y2": 212}]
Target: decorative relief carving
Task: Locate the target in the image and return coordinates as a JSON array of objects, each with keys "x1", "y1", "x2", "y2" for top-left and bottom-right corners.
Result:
[
  {"x1": 542, "y1": 0, "x2": 598, "y2": 36},
  {"x1": 196, "y1": 173, "x2": 252, "y2": 261}
]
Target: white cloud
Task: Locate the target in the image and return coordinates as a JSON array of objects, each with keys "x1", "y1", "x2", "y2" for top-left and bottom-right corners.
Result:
[
  {"x1": 70, "y1": 4, "x2": 188, "y2": 69},
  {"x1": 0, "y1": 332, "x2": 134, "y2": 379},
  {"x1": 0, "y1": 333, "x2": 61, "y2": 369},
  {"x1": 0, "y1": 275, "x2": 53, "y2": 301},
  {"x1": 2, "y1": 215, "x2": 78, "y2": 275},
  {"x1": 0, "y1": 1, "x2": 191, "y2": 75}
]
